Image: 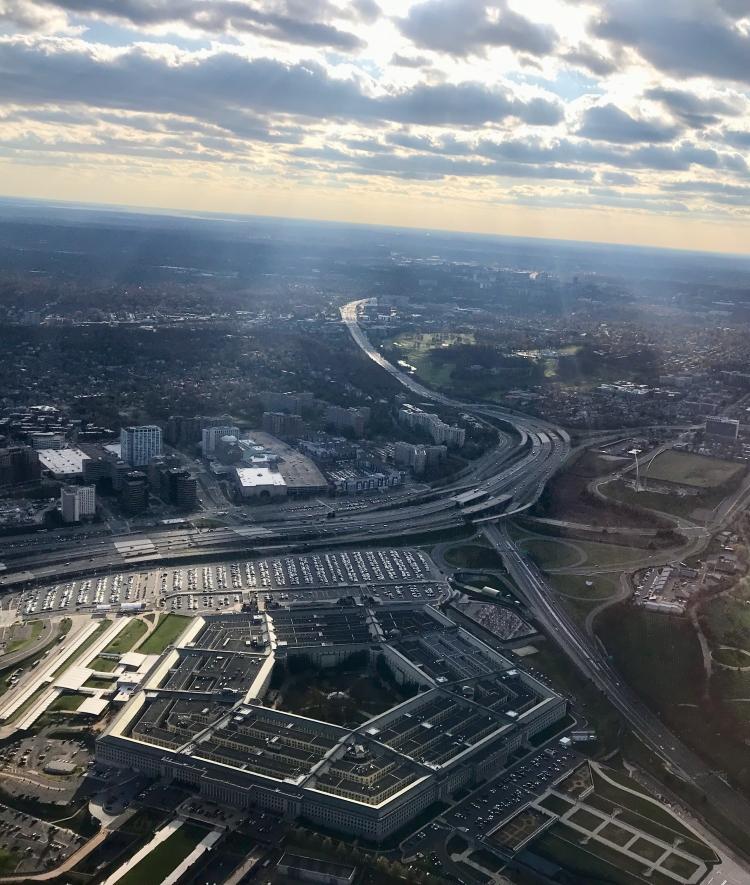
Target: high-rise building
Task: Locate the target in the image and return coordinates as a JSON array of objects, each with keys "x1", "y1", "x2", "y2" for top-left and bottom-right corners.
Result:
[
  {"x1": 0, "y1": 447, "x2": 41, "y2": 486},
  {"x1": 60, "y1": 485, "x2": 96, "y2": 522},
  {"x1": 168, "y1": 469, "x2": 198, "y2": 510},
  {"x1": 259, "y1": 391, "x2": 313, "y2": 414},
  {"x1": 202, "y1": 424, "x2": 240, "y2": 457},
  {"x1": 120, "y1": 425, "x2": 162, "y2": 467},
  {"x1": 705, "y1": 416, "x2": 739, "y2": 440},
  {"x1": 262, "y1": 412, "x2": 304, "y2": 438},
  {"x1": 121, "y1": 471, "x2": 149, "y2": 514},
  {"x1": 165, "y1": 415, "x2": 203, "y2": 446},
  {"x1": 398, "y1": 405, "x2": 465, "y2": 448},
  {"x1": 29, "y1": 431, "x2": 66, "y2": 450},
  {"x1": 324, "y1": 406, "x2": 370, "y2": 437}
]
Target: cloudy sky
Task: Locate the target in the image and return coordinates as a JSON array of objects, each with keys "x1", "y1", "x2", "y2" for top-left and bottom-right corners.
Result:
[{"x1": 1, "y1": 0, "x2": 750, "y2": 252}]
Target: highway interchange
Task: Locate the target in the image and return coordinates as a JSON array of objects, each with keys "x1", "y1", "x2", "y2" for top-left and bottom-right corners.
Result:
[{"x1": 1, "y1": 298, "x2": 750, "y2": 864}]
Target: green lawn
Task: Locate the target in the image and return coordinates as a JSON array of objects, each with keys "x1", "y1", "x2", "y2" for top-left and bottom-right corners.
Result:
[
  {"x1": 597, "y1": 605, "x2": 704, "y2": 718},
  {"x1": 571, "y1": 540, "x2": 647, "y2": 569},
  {"x1": 520, "y1": 538, "x2": 582, "y2": 569},
  {"x1": 138, "y1": 614, "x2": 192, "y2": 655},
  {"x1": 443, "y1": 544, "x2": 505, "y2": 570},
  {"x1": 83, "y1": 676, "x2": 115, "y2": 690},
  {"x1": 49, "y1": 693, "x2": 85, "y2": 712},
  {"x1": 6, "y1": 620, "x2": 111, "y2": 724},
  {"x1": 590, "y1": 767, "x2": 717, "y2": 863},
  {"x1": 645, "y1": 450, "x2": 743, "y2": 489},
  {"x1": 6, "y1": 619, "x2": 44, "y2": 654},
  {"x1": 117, "y1": 823, "x2": 209, "y2": 885},
  {"x1": 89, "y1": 656, "x2": 119, "y2": 672},
  {"x1": 390, "y1": 332, "x2": 475, "y2": 390},
  {"x1": 101, "y1": 619, "x2": 148, "y2": 655},
  {"x1": 549, "y1": 572, "x2": 619, "y2": 600},
  {"x1": 521, "y1": 536, "x2": 643, "y2": 572},
  {"x1": 712, "y1": 647, "x2": 750, "y2": 668}
]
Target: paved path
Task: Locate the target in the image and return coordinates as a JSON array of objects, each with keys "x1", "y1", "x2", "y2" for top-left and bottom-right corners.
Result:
[{"x1": 102, "y1": 818, "x2": 184, "y2": 885}]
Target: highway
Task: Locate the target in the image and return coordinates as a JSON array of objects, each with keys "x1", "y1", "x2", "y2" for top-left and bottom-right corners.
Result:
[
  {"x1": 0, "y1": 302, "x2": 570, "y2": 587},
  {"x1": 483, "y1": 521, "x2": 750, "y2": 851},
  {"x1": 1, "y1": 298, "x2": 750, "y2": 862}
]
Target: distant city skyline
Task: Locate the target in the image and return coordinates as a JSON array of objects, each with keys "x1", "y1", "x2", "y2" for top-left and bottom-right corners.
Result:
[{"x1": 1, "y1": 0, "x2": 749, "y2": 254}]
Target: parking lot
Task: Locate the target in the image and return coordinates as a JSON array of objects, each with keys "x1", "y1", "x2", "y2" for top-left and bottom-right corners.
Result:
[
  {"x1": 0, "y1": 733, "x2": 91, "y2": 803},
  {"x1": 401, "y1": 744, "x2": 580, "y2": 867},
  {"x1": 17, "y1": 548, "x2": 445, "y2": 618},
  {"x1": 0, "y1": 799, "x2": 84, "y2": 874},
  {"x1": 444, "y1": 746, "x2": 579, "y2": 838}
]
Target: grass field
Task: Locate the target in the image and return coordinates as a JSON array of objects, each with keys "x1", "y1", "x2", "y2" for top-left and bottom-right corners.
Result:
[
  {"x1": 443, "y1": 544, "x2": 505, "y2": 570},
  {"x1": 138, "y1": 614, "x2": 191, "y2": 655},
  {"x1": 712, "y1": 646, "x2": 750, "y2": 667},
  {"x1": 521, "y1": 535, "x2": 644, "y2": 572},
  {"x1": 645, "y1": 450, "x2": 743, "y2": 489},
  {"x1": 83, "y1": 675, "x2": 115, "y2": 690},
  {"x1": 597, "y1": 605, "x2": 704, "y2": 719},
  {"x1": 49, "y1": 693, "x2": 85, "y2": 712},
  {"x1": 89, "y1": 656, "x2": 118, "y2": 672},
  {"x1": 117, "y1": 822, "x2": 208, "y2": 885},
  {"x1": 101, "y1": 619, "x2": 148, "y2": 655},
  {"x1": 520, "y1": 538, "x2": 582, "y2": 569},
  {"x1": 550, "y1": 573, "x2": 619, "y2": 600},
  {"x1": 390, "y1": 332, "x2": 474, "y2": 389},
  {"x1": 5, "y1": 620, "x2": 44, "y2": 654},
  {"x1": 532, "y1": 764, "x2": 717, "y2": 885}
]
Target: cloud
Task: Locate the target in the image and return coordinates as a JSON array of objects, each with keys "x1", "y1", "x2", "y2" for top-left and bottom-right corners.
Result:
[
  {"x1": 399, "y1": 0, "x2": 556, "y2": 58},
  {"x1": 390, "y1": 52, "x2": 430, "y2": 68},
  {"x1": 0, "y1": 0, "x2": 71, "y2": 32},
  {"x1": 593, "y1": 0, "x2": 750, "y2": 85},
  {"x1": 645, "y1": 86, "x2": 742, "y2": 128},
  {"x1": 723, "y1": 129, "x2": 750, "y2": 149},
  {"x1": 0, "y1": 38, "x2": 562, "y2": 129},
  {"x1": 561, "y1": 44, "x2": 618, "y2": 76},
  {"x1": 578, "y1": 103, "x2": 682, "y2": 144},
  {"x1": 2, "y1": 0, "x2": 369, "y2": 50},
  {"x1": 599, "y1": 170, "x2": 638, "y2": 186}
]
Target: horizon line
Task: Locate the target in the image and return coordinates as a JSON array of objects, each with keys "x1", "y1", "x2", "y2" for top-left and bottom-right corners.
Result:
[{"x1": 1, "y1": 192, "x2": 749, "y2": 263}]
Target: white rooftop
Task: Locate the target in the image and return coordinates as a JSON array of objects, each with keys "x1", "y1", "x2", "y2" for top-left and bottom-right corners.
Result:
[
  {"x1": 78, "y1": 697, "x2": 109, "y2": 716},
  {"x1": 55, "y1": 666, "x2": 91, "y2": 691},
  {"x1": 235, "y1": 467, "x2": 286, "y2": 488},
  {"x1": 37, "y1": 448, "x2": 90, "y2": 476}
]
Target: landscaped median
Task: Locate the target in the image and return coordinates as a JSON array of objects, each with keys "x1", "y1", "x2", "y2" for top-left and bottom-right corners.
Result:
[
  {"x1": 102, "y1": 818, "x2": 217, "y2": 885},
  {"x1": 137, "y1": 614, "x2": 192, "y2": 655}
]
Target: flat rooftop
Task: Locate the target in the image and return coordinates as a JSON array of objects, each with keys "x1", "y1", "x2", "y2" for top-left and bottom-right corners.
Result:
[
  {"x1": 37, "y1": 447, "x2": 90, "y2": 475},
  {"x1": 235, "y1": 466, "x2": 286, "y2": 488},
  {"x1": 250, "y1": 431, "x2": 327, "y2": 490}
]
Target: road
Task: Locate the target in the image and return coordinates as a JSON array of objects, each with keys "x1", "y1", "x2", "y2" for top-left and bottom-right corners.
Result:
[
  {"x1": 0, "y1": 303, "x2": 570, "y2": 589},
  {"x1": 483, "y1": 520, "x2": 750, "y2": 858},
  {"x1": 0, "y1": 297, "x2": 748, "y2": 870}
]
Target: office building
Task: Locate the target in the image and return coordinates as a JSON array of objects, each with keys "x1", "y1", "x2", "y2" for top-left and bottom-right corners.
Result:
[
  {"x1": 121, "y1": 471, "x2": 149, "y2": 514},
  {"x1": 29, "y1": 431, "x2": 66, "y2": 450},
  {"x1": 202, "y1": 424, "x2": 240, "y2": 457},
  {"x1": 234, "y1": 466, "x2": 287, "y2": 501},
  {"x1": 60, "y1": 485, "x2": 96, "y2": 522},
  {"x1": 398, "y1": 405, "x2": 465, "y2": 448},
  {"x1": 168, "y1": 469, "x2": 198, "y2": 509},
  {"x1": 705, "y1": 416, "x2": 740, "y2": 440},
  {"x1": 262, "y1": 412, "x2": 304, "y2": 438},
  {"x1": 325, "y1": 406, "x2": 370, "y2": 437},
  {"x1": 120, "y1": 426, "x2": 162, "y2": 467},
  {"x1": 165, "y1": 416, "x2": 203, "y2": 446},
  {"x1": 259, "y1": 391, "x2": 313, "y2": 414},
  {"x1": 98, "y1": 603, "x2": 566, "y2": 841},
  {"x1": 37, "y1": 447, "x2": 90, "y2": 479},
  {"x1": 0, "y1": 447, "x2": 41, "y2": 486}
]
